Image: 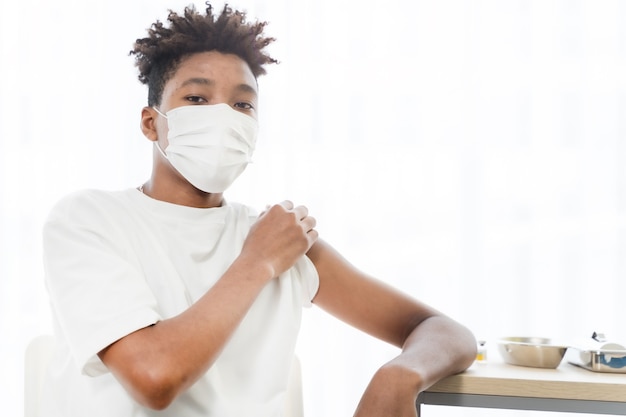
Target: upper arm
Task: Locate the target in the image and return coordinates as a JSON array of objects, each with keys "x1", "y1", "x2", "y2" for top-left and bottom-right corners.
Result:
[{"x1": 307, "y1": 239, "x2": 440, "y2": 348}]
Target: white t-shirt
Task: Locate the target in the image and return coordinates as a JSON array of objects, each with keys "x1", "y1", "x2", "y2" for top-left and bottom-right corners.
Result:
[{"x1": 41, "y1": 188, "x2": 319, "y2": 417}]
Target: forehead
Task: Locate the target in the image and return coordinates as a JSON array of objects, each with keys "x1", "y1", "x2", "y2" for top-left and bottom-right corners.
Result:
[{"x1": 164, "y1": 51, "x2": 257, "y2": 95}]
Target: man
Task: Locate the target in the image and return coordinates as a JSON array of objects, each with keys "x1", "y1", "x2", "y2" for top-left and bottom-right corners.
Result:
[{"x1": 42, "y1": 3, "x2": 476, "y2": 416}]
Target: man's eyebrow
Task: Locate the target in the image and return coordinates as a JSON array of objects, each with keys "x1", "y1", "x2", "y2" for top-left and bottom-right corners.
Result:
[
  {"x1": 178, "y1": 78, "x2": 257, "y2": 97},
  {"x1": 180, "y1": 77, "x2": 213, "y2": 88},
  {"x1": 235, "y1": 83, "x2": 258, "y2": 97}
]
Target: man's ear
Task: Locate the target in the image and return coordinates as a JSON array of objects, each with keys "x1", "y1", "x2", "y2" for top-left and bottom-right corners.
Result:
[{"x1": 140, "y1": 106, "x2": 159, "y2": 142}]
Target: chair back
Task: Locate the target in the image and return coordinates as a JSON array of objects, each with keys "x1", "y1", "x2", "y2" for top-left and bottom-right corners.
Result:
[
  {"x1": 24, "y1": 335, "x2": 55, "y2": 417},
  {"x1": 285, "y1": 356, "x2": 304, "y2": 417}
]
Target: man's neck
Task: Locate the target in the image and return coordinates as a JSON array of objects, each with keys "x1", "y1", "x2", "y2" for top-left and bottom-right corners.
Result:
[{"x1": 140, "y1": 178, "x2": 224, "y2": 209}]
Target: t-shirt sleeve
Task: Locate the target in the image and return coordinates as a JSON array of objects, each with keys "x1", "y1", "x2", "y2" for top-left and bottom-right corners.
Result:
[
  {"x1": 293, "y1": 255, "x2": 320, "y2": 307},
  {"x1": 43, "y1": 193, "x2": 162, "y2": 377},
  {"x1": 243, "y1": 202, "x2": 320, "y2": 307}
]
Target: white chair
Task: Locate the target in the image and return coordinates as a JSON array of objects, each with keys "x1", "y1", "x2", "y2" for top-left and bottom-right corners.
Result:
[
  {"x1": 284, "y1": 356, "x2": 305, "y2": 417},
  {"x1": 24, "y1": 335, "x2": 55, "y2": 417},
  {"x1": 25, "y1": 335, "x2": 304, "y2": 417}
]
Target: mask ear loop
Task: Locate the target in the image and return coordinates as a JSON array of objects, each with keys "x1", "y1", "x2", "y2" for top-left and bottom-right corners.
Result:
[
  {"x1": 153, "y1": 106, "x2": 168, "y2": 118},
  {"x1": 154, "y1": 141, "x2": 168, "y2": 159},
  {"x1": 152, "y1": 107, "x2": 169, "y2": 159}
]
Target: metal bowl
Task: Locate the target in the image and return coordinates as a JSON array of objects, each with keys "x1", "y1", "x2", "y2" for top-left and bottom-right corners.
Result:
[{"x1": 497, "y1": 337, "x2": 568, "y2": 369}]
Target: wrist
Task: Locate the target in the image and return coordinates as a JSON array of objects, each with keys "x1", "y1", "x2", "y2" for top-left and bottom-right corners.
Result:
[
  {"x1": 232, "y1": 252, "x2": 276, "y2": 284},
  {"x1": 354, "y1": 363, "x2": 423, "y2": 416}
]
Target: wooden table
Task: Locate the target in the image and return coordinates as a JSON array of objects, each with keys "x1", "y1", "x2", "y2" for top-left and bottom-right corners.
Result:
[{"x1": 417, "y1": 358, "x2": 626, "y2": 415}]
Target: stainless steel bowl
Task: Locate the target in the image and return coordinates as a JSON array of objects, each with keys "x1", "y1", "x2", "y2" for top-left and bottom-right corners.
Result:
[{"x1": 497, "y1": 337, "x2": 568, "y2": 369}]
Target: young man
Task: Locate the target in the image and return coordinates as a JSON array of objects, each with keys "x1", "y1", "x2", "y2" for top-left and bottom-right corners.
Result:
[{"x1": 42, "y1": 4, "x2": 476, "y2": 416}]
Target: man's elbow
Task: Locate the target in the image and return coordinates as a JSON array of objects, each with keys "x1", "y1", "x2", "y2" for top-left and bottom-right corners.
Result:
[
  {"x1": 453, "y1": 322, "x2": 478, "y2": 372},
  {"x1": 123, "y1": 366, "x2": 183, "y2": 410},
  {"x1": 418, "y1": 314, "x2": 477, "y2": 373}
]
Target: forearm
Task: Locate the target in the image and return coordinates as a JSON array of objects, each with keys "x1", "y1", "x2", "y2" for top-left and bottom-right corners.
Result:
[
  {"x1": 354, "y1": 315, "x2": 476, "y2": 417},
  {"x1": 99, "y1": 255, "x2": 272, "y2": 409}
]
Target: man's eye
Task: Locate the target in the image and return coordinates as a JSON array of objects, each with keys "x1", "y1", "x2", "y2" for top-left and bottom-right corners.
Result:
[
  {"x1": 186, "y1": 96, "x2": 206, "y2": 103},
  {"x1": 234, "y1": 102, "x2": 254, "y2": 110}
]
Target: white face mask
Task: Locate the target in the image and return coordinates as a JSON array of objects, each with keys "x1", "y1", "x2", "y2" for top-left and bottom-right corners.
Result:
[{"x1": 154, "y1": 103, "x2": 258, "y2": 193}]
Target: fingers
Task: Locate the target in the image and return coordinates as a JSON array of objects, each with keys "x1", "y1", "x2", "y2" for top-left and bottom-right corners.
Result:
[
  {"x1": 300, "y1": 213, "x2": 318, "y2": 252},
  {"x1": 306, "y1": 228, "x2": 319, "y2": 247},
  {"x1": 265, "y1": 200, "x2": 317, "y2": 234},
  {"x1": 292, "y1": 204, "x2": 308, "y2": 221},
  {"x1": 267, "y1": 201, "x2": 308, "y2": 220},
  {"x1": 300, "y1": 213, "x2": 316, "y2": 232},
  {"x1": 260, "y1": 201, "x2": 294, "y2": 217},
  {"x1": 246, "y1": 200, "x2": 318, "y2": 277},
  {"x1": 294, "y1": 206, "x2": 317, "y2": 249},
  {"x1": 279, "y1": 200, "x2": 294, "y2": 210}
]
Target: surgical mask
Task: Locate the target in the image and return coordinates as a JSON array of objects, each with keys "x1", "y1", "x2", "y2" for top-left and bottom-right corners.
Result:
[{"x1": 154, "y1": 103, "x2": 258, "y2": 193}]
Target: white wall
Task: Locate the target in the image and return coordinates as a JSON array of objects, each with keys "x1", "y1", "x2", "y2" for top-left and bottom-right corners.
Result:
[{"x1": 1, "y1": 0, "x2": 625, "y2": 415}]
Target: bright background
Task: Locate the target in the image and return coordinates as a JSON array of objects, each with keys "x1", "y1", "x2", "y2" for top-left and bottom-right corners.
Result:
[{"x1": 1, "y1": 0, "x2": 625, "y2": 416}]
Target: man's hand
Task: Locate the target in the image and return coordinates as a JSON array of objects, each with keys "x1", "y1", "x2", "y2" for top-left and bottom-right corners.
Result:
[{"x1": 241, "y1": 200, "x2": 318, "y2": 280}]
